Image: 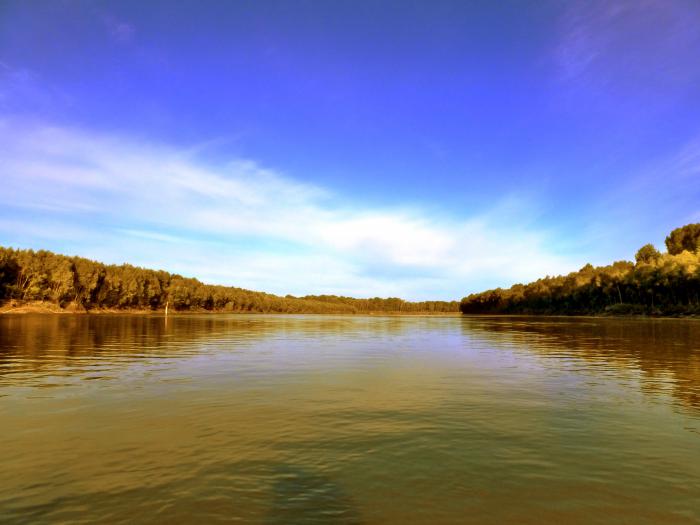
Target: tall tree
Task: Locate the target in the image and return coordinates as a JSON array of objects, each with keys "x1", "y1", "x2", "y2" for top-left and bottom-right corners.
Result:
[
  {"x1": 665, "y1": 224, "x2": 700, "y2": 255},
  {"x1": 635, "y1": 244, "x2": 661, "y2": 264}
]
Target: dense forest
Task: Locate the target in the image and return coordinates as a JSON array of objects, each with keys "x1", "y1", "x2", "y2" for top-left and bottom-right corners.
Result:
[
  {"x1": 0, "y1": 247, "x2": 459, "y2": 314},
  {"x1": 460, "y1": 224, "x2": 700, "y2": 316}
]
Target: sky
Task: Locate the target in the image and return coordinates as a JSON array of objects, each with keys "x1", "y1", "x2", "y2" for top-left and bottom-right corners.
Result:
[{"x1": 1, "y1": 0, "x2": 700, "y2": 300}]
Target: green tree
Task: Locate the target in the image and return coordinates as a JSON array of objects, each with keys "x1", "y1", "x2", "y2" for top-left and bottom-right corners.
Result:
[
  {"x1": 635, "y1": 244, "x2": 661, "y2": 264},
  {"x1": 0, "y1": 245, "x2": 460, "y2": 313},
  {"x1": 665, "y1": 223, "x2": 700, "y2": 255}
]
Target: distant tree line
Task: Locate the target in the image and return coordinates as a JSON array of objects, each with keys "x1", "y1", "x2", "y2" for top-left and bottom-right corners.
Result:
[
  {"x1": 460, "y1": 224, "x2": 700, "y2": 316},
  {"x1": 0, "y1": 247, "x2": 459, "y2": 314}
]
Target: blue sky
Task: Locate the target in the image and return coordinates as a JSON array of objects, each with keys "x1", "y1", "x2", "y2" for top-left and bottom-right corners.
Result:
[{"x1": 1, "y1": 0, "x2": 700, "y2": 300}]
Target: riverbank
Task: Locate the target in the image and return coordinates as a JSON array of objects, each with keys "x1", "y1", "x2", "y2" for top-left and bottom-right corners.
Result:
[
  {"x1": 461, "y1": 312, "x2": 700, "y2": 321},
  {"x1": 3, "y1": 302, "x2": 698, "y2": 320},
  {"x1": 0, "y1": 301, "x2": 460, "y2": 316}
]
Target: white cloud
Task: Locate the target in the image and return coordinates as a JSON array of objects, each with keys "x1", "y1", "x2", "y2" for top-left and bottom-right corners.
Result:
[{"x1": 0, "y1": 119, "x2": 581, "y2": 299}]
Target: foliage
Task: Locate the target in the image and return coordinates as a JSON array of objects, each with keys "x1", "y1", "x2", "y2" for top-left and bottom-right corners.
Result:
[
  {"x1": 0, "y1": 247, "x2": 459, "y2": 314},
  {"x1": 635, "y1": 244, "x2": 661, "y2": 264},
  {"x1": 461, "y1": 224, "x2": 700, "y2": 316},
  {"x1": 665, "y1": 223, "x2": 700, "y2": 255}
]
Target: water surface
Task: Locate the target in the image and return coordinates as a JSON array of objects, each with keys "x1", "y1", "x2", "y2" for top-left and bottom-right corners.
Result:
[{"x1": 1, "y1": 314, "x2": 699, "y2": 523}]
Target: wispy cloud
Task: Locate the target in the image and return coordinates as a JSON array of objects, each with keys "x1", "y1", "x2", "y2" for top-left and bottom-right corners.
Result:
[
  {"x1": 100, "y1": 13, "x2": 136, "y2": 44},
  {"x1": 554, "y1": 0, "x2": 700, "y2": 94},
  {"x1": 577, "y1": 134, "x2": 700, "y2": 261},
  {"x1": 0, "y1": 118, "x2": 581, "y2": 299},
  {"x1": 546, "y1": 0, "x2": 700, "y2": 260},
  {"x1": 0, "y1": 62, "x2": 74, "y2": 114},
  {"x1": 0, "y1": 64, "x2": 47, "y2": 110}
]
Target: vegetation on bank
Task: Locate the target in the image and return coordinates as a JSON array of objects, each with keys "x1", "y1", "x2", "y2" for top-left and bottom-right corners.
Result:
[
  {"x1": 460, "y1": 224, "x2": 700, "y2": 316},
  {"x1": 0, "y1": 247, "x2": 459, "y2": 314}
]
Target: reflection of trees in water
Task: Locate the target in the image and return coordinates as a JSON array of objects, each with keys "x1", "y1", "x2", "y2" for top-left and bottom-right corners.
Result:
[
  {"x1": 0, "y1": 314, "x2": 428, "y2": 376},
  {"x1": 0, "y1": 314, "x2": 210, "y2": 370},
  {"x1": 461, "y1": 316, "x2": 700, "y2": 414},
  {"x1": 7, "y1": 313, "x2": 698, "y2": 413}
]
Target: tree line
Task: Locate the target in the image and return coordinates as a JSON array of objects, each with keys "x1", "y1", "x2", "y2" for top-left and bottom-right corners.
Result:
[
  {"x1": 460, "y1": 224, "x2": 700, "y2": 316},
  {"x1": 0, "y1": 247, "x2": 459, "y2": 314}
]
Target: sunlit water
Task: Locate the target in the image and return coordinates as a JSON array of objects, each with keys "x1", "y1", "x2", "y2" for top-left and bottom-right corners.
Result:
[{"x1": 1, "y1": 314, "x2": 699, "y2": 524}]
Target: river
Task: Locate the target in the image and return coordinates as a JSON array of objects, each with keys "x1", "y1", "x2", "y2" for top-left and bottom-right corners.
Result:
[{"x1": 1, "y1": 314, "x2": 699, "y2": 523}]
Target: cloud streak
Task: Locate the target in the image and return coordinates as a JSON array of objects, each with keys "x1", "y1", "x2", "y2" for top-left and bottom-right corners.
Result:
[
  {"x1": 554, "y1": 0, "x2": 700, "y2": 92},
  {"x1": 0, "y1": 118, "x2": 581, "y2": 300}
]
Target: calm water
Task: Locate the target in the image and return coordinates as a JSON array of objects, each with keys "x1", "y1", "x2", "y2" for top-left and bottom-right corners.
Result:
[{"x1": 1, "y1": 314, "x2": 699, "y2": 524}]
